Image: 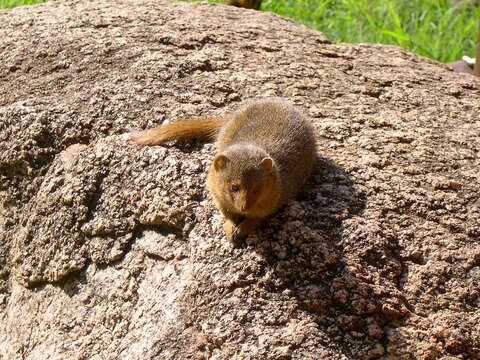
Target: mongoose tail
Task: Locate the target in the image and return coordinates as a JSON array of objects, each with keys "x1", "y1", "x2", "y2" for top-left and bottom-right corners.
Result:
[{"x1": 131, "y1": 116, "x2": 229, "y2": 145}]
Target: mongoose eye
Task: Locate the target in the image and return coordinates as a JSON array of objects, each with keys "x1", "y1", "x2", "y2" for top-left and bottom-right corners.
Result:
[{"x1": 230, "y1": 184, "x2": 240, "y2": 193}]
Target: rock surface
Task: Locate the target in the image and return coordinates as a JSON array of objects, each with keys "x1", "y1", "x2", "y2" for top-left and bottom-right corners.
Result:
[{"x1": 1, "y1": 0, "x2": 480, "y2": 359}]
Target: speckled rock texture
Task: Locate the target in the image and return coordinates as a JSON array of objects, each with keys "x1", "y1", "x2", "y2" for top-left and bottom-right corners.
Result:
[{"x1": 0, "y1": 0, "x2": 479, "y2": 359}]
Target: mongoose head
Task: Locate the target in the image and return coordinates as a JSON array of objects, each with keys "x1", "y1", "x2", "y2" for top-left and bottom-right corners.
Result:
[{"x1": 210, "y1": 144, "x2": 278, "y2": 215}]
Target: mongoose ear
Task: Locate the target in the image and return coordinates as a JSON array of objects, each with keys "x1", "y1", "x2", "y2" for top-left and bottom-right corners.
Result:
[
  {"x1": 214, "y1": 155, "x2": 229, "y2": 171},
  {"x1": 261, "y1": 157, "x2": 273, "y2": 173}
]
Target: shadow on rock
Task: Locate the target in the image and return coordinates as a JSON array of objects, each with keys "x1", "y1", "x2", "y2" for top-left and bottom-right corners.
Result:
[{"x1": 239, "y1": 155, "x2": 397, "y2": 358}]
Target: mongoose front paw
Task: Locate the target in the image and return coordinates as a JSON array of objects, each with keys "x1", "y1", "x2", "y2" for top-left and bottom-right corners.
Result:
[
  {"x1": 224, "y1": 219, "x2": 237, "y2": 240},
  {"x1": 223, "y1": 217, "x2": 263, "y2": 241}
]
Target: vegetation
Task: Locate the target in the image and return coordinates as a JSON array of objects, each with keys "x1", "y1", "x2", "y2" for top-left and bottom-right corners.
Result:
[
  {"x1": 1, "y1": 0, "x2": 46, "y2": 8},
  {"x1": 2, "y1": 0, "x2": 479, "y2": 63}
]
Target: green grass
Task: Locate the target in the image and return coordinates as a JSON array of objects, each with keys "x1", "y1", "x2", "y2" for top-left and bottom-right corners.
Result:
[
  {"x1": 184, "y1": 0, "x2": 480, "y2": 63},
  {"x1": 2, "y1": 0, "x2": 479, "y2": 63},
  {"x1": 1, "y1": 0, "x2": 47, "y2": 8}
]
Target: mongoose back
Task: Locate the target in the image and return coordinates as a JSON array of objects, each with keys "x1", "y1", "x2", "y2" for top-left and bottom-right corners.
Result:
[{"x1": 131, "y1": 99, "x2": 316, "y2": 240}]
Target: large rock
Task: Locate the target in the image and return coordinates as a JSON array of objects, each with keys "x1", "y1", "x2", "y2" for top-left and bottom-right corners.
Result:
[{"x1": 1, "y1": 0, "x2": 479, "y2": 358}]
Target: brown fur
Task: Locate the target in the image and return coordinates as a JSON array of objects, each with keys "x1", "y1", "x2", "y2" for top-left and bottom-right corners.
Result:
[
  {"x1": 131, "y1": 99, "x2": 316, "y2": 240},
  {"x1": 130, "y1": 117, "x2": 228, "y2": 145},
  {"x1": 223, "y1": 0, "x2": 262, "y2": 10}
]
